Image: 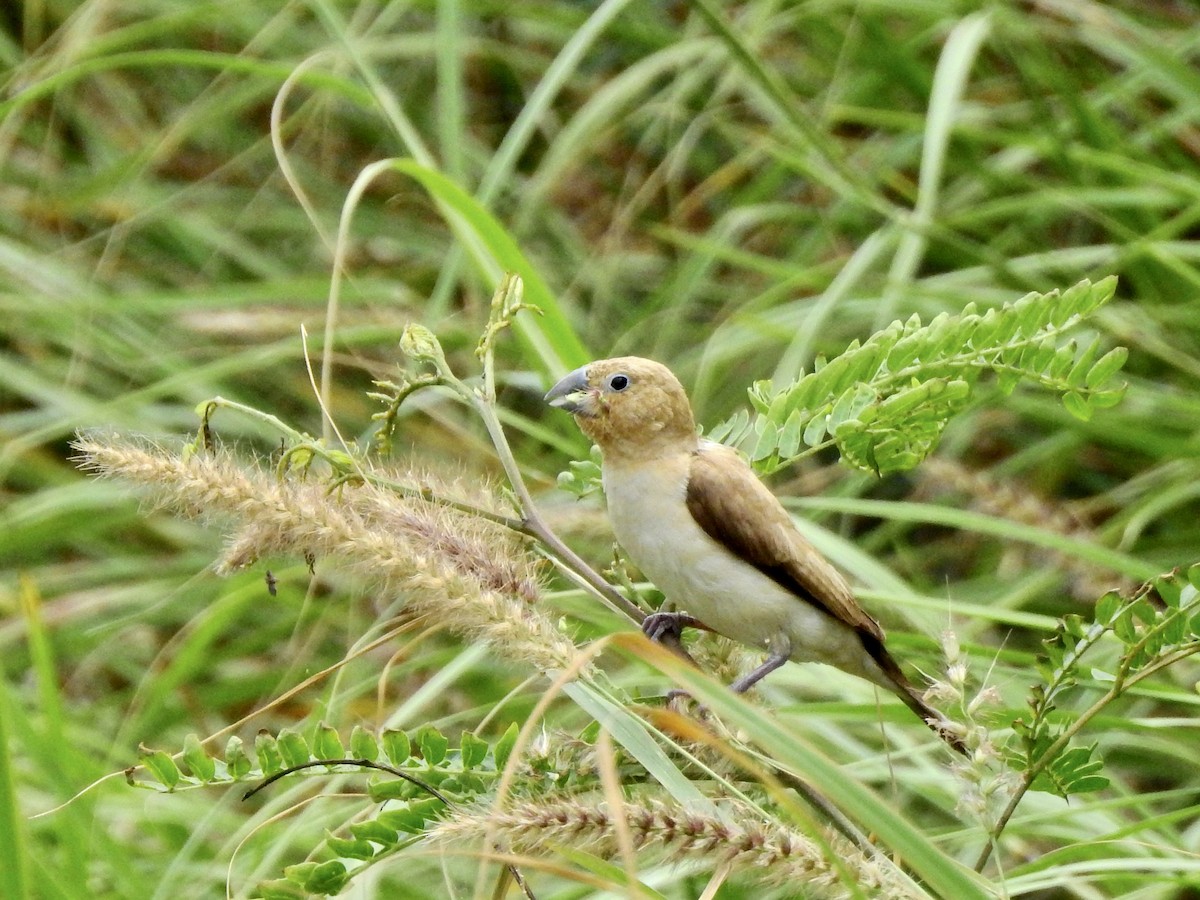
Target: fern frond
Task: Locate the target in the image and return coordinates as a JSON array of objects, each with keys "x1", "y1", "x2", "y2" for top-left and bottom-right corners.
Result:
[
  {"x1": 724, "y1": 277, "x2": 1124, "y2": 475},
  {"x1": 131, "y1": 724, "x2": 525, "y2": 896},
  {"x1": 1010, "y1": 567, "x2": 1200, "y2": 801}
]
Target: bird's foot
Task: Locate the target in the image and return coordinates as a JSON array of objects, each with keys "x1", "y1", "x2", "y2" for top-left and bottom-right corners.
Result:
[
  {"x1": 640, "y1": 612, "x2": 710, "y2": 707},
  {"x1": 641, "y1": 611, "x2": 704, "y2": 644}
]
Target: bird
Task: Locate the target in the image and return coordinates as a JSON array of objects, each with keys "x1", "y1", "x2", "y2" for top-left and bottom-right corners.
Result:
[{"x1": 545, "y1": 356, "x2": 967, "y2": 755}]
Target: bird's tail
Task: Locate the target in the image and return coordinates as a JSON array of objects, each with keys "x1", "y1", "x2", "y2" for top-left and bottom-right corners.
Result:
[
  {"x1": 894, "y1": 681, "x2": 970, "y2": 756},
  {"x1": 865, "y1": 638, "x2": 969, "y2": 755}
]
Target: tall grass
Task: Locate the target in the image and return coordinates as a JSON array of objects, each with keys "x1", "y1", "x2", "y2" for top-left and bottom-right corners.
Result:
[{"x1": 3, "y1": 1, "x2": 1200, "y2": 896}]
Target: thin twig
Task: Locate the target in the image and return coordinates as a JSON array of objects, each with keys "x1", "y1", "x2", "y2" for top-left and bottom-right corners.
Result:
[
  {"x1": 243, "y1": 757, "x2": 536, "y2": 896},
  {"x1": 974, "y1": 590, "x2": 1200, "y2": 873},
  {"x1": 242, "y1": 757, "x2": 448, "y2": 803},
  {"x1": 435, "y1": 340, "x2": 648, "y2": 625}
]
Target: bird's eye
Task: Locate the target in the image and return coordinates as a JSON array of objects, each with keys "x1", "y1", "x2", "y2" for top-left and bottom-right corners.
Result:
[{"x1": 607, "y1": 374, "x2": 630, "y2": 392}]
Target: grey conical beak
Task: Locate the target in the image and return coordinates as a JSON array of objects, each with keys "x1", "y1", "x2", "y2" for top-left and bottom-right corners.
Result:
[{"x1": 544, "y1": 365, "x2": 591, "y2": 413}]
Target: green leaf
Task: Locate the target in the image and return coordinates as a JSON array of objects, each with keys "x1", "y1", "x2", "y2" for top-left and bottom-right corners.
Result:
[
  {"x1": 255, "y1": 731, "x2": 283, "y2": 775},
  {"x1": 750, "y1": 417, "x2": 779, "y2": 462},
  {"x1": 312, "y1": 723, "x2": 344, "y2": 761},
  {"x1": 801, "y1": 410, "x2": 829, "y2": 447},
  {"x1": 1066, "y1": 335, "x2": 1098, "y2": 382},
  {"x1": 458, "y1": 771, "x2": 488, "y2": 794},
  {"x1": 1069, "y1": 775, "x2": 1112, "y2": 793},
  {"x1": 1030, "y1": 742, "x2": 1110, "y2": 797},
  {"x1": 724, "y1": 279, "x2": 1122, "y2": 474},
  {"x1": 302, "y1": 860, "x2": 349, "y2": 894},
  {"x1": 1095, "y1": 591, "x2": 1122, "y2": 623},
  {"x1": 459, "y1": 732, "x2": 488, "y2": 770},
  {"x1": 367, "y1": 777, "x2": 423, "y2": 802},
  {"x1": 1156, "y1": 574, "x2": 1183, "y2": 609},
  {"x1": 225, "y1": 736, "x2": 251, "y2": 779},
  {"x1": 1047, "y1": 342, "x2": 1078, "y2": 380},
  {"x1": 256, "y1": 878, "x2": 308, "y2": 900},
  {"x1": 325, "y1": 831, "x2": 376, "y2": 860},
  {"x1": 1062, "y1": 614, "x2": 1086, "y2": 639},
  {"x1": 277, "y1": 729, "x2": 311, "y2": 769},
  {"x1": 382, "y1": 729, "x2": 411, "y2": 767},
  {"x1": 705, "y1": 407, "x2": 748, "y2": 444},
  {"x1": 886, "y1": 333, "x2": 923, "y2": 372},
  {"x1": 1133, "y1": 598, "x2": 1158, "y2": 625},
  {"x1": 1188, "y1": 563, "x2": 1200, "y2": 592},
  {"x1": 493, "y1": 722, "x2": 519, "y2": 772},
  {"x1": 399, "y1": 323, "x2": 448, "y2": 369},
  {"x1": 1164, "y1": 610, "x2": 1188, "y2": 644},
  {"x1": 1061, "y1": 391, "x2": 1092, "y2": 421},
  {"x1": 1085, "y1": 346, "x2": 1128, "y2": 388},
  {"x1": 350, "y1": 820, "x2": 398, "y2": 845},
  {"x1": 556, "y1": 456, "x2": 603, "y2": 499},
  {"x1": 1089, "y1": 388, "x2": 1125, "y2": 408},
  {"x1": 777, "y1": 409, "x2": 804, "y2": 458},
  {"x1": 182, "y1": 734, "x2": 215, "y2": 782},
  {"x1": 377, "y1": 797, "x2": 446, "y2": 834},
  {"x1": 417, "y1": 727, "x2": 449, "y2": 766},
  {"x1": 350, "y1": 726, "x2": 378, "y2": 761},
  {"x1": 282, "y1": 862, "x2": 318, "y2": 884},
  {"x1": 1114, "y1": 606, "x2": 1138, "y2": 643},
  {"x1": 138, "y1": 746, "x2": 181, "y2": 789},
  {"x1": 826, "y1": 382, "x2": 877, "y2": 432}
]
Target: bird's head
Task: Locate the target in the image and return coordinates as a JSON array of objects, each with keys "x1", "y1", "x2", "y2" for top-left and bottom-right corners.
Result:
[{"x1": 544, "y1": 356, "x2": 697, "y2": 460}]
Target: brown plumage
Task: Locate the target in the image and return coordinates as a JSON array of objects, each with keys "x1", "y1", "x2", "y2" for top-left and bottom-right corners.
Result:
[{"x1": 546, "y1": 356, "x2": 966, "y2": 755}]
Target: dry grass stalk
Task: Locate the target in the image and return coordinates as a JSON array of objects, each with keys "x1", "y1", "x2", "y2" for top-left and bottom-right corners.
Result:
[
  {"x1": 430, "y1": 797, "x2": 919, "y2": 898},
  {"x1": 73, "y1": 431, "x2": 582, "y2": 675}
]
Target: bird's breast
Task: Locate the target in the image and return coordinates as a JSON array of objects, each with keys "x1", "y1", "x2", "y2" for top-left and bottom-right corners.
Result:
[
  {"x1": 602, "y1": 455, "x2": 709, "y2": 595},
  {"x1": 602, "y1": 455, "x2": 836, "y2": 655}
]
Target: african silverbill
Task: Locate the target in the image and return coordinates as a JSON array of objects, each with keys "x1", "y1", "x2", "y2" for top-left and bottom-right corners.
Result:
[{"x1": 545, "y1": 356, "x2": 966, "y2": 755}]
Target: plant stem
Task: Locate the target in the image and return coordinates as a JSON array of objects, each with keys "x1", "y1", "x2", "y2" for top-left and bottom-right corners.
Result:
[
  {"x1": 974, "y1": 630, "x2": 1200, "y2": 872},
  {"x1": 973, "y1": 683, "x2": 1119, "y2": 872},
  {"x1": 451, "y1": 370, "x2": 647, "y2": 625},
  {"x1": 461, "y1": 370, "x2": 710, "y2": 665},
  {"x1": 204, "y1": 396, "x2": 310, "y2": 443}
]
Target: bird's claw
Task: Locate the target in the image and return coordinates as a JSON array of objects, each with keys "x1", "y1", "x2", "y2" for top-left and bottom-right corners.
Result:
[
  {"x1": 642, "y1": 611, "x2": 706, "y2": 644},
  {"x1": 642, "y1": 611, "x2": 686, "y2": 643}
]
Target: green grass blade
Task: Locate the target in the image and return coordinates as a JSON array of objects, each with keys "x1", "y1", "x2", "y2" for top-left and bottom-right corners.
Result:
[
  {"x1": 387, "y1": 158, "x2": 591, "y2": 373},
  {"x1": 0, "y1": 681, "x2": 29, "y2": 900},
  {"x1": 650, "y1": 654, "x2": 994, "y2": 899}
]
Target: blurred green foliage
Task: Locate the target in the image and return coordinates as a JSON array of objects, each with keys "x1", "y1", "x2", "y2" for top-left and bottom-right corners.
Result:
[{"x1": 3, "y1": 0, "x2": 1200, "y2": 896}]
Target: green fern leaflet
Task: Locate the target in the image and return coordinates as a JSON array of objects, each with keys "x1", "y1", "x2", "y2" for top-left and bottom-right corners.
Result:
[{"x1": 709, "y1": 277, "x2": 1126, "y2": 476}]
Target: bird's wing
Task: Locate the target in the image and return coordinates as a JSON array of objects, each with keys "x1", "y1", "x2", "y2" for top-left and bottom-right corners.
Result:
[{"x1": 685, "y1": 443, "x2": 884, "y2": 642}]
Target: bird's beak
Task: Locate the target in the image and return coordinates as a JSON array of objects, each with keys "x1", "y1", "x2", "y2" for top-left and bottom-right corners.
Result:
[{"x1": 544, "y1": 365, "x2": 594, "y2": 415}]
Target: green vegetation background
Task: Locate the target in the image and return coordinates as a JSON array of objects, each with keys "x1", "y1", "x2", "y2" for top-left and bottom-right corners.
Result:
[{"x1": 2, "y1": 1, "x2": 1199, "y2": 897}]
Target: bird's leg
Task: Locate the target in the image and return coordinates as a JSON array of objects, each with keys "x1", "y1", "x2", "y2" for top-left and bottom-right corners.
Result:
[
  {"x1": 729, "y1": 637, "x2": 792, "y2": 694},
  {"x1": 640, "y1": 611, "x2": 708, "y2": 704},
  {"x1": 729, "y1": 653, "x2": 789, "y2": 693}
]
